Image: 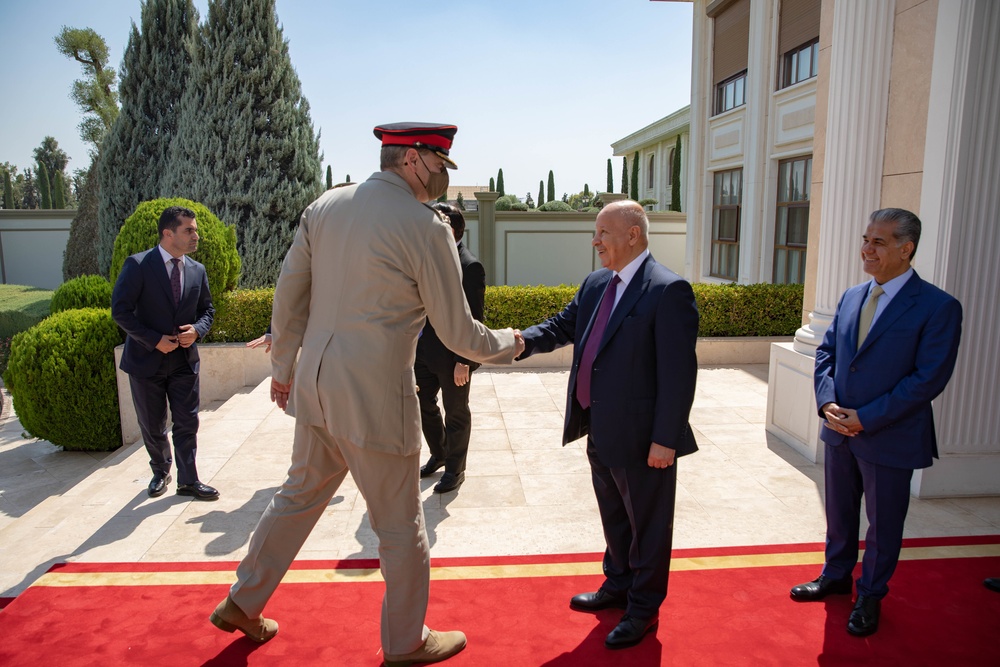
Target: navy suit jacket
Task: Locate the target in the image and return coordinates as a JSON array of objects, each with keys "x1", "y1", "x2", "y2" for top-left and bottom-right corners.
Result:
[
  {"x1": 112, "y1": 248, "x2": 215, "y2": 378},
  {"x1": 520, "y1": 254, "x2": 699, "y2": 467},
  {"x1": 418, "y1": 241, "x2": 486, "y2": 372},
  {"x1": 815, "y1": 271, "x2": 962, "y2": 470}
]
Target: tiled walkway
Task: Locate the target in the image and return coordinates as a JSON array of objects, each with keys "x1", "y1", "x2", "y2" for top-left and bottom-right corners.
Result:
[{"x1": 2, "y1": 365, "x2": 999, "y2": 598}]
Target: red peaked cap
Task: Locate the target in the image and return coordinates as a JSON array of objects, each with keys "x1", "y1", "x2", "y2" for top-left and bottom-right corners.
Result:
[{"x1": 373, "y1": 122, "x2": 458, "y2": 169}]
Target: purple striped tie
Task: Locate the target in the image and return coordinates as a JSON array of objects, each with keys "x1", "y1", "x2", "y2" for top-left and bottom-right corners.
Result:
[{"x1": 576, "y1": 275, "x2": 621, "y2": 409}]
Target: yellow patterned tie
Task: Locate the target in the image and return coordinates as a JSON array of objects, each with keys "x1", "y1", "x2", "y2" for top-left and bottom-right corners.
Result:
[{"x1": 857, "y1": 284, "x2": 885, "y2": 350}]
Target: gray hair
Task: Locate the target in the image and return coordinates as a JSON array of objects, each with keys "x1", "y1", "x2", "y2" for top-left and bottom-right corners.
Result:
[
  {"x1": 870, "y1": 208, "x2": 921, "y2": 259},
  {"x1": 379, "y1": 145, "x2": 410, "y2": 170}
]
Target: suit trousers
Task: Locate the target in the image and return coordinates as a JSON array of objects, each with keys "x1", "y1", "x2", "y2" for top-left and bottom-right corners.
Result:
[
  {"x1": 822, "y1": 442, "x2": 914, "y2": 599},
  {"x1": 414, "y1": 357, "x2": 472, "y2": 475},
  {"x1": 128, "y1": 349, "x2": 200, "y2": 485},
  {"x1": 587, "y1": 435, "x2": 677, "y2": 619},
  {"x1": 230, "y1": 422, "x2": 431, "y2": 655}
]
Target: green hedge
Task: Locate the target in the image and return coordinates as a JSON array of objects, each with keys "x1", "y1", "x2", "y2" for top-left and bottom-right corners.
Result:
[
  {"x1": 50, "y1": 275, "x2": 113, "y2": 313},
  {"x1": 3, "y1": 308, "x2": 125, "y2": 451},
  {"x1": 0, "y1": 285, "x2": 54, "y2": 376},
  {"x1": 201, "y1": 283, "x2": 803, "y2": 339}
]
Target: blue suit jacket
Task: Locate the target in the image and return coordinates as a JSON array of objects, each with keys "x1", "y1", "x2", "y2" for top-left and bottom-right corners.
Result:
[
  {"x1": 815, "y1": 271, "x2": 962, "y2": 470},
  {"x1": 520, "y1": 255, "x2": 699, "y2": 467},
  {"x1": 112, "y1": 248, "x2": 215, "y2": 378}
]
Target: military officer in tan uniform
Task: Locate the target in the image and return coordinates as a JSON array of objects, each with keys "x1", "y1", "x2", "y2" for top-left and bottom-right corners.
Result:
[{"x1": 210, "y1": 123, "x2": 524, "y2": 666}]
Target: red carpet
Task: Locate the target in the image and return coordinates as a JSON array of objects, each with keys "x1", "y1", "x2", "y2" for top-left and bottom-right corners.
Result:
[{"x1": 2, "y1": 536, "x2": 997, "y2": 666}]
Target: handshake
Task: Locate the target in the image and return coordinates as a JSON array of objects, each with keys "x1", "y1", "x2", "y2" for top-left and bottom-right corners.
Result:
[{"x1": 513, "y1": 329, "x2": 525, "y2": 358}]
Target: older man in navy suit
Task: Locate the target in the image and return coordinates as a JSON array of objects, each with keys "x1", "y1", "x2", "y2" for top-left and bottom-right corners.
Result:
[
  {"x1": 790, "y1": 208, "x2": 962, "y2": 637},
  {"x1": 518, "y1": 199, "x2": 699, "y2": 650},
  {"x1": 112, "y1": 205, "x2": 218, "y2": 500}
]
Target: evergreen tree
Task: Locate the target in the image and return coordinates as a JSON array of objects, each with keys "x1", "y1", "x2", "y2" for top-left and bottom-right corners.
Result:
[
  {"x1": 53, "y1": 172, "x2": 67, "y2": 209},
  {"x1": 606, "y1": 159, "x2": 613, "y2": 193},
  {"x1": 584, "y1": 183, "x2": 590, "y2": 197},
  {"x1": 489, "y1": 177, "x2": 495, "y2": 192},
  {"x1": 547, "y1": 170, "x2": 555, "y2": 203},
  {"x1": 2, "y1": 170, "x2": 13, "y2": 209},
  {"x1": 54, "y1": 27, "x2": 119, "y2": 151},
  {"x1": 630, "y1": 151, "x2": 639, "y2": 200},
  {"x1": 455, "y1": 191, "x2": 465, "y2": 210},
  {"x1": 525, "y1": 192, "x2": 534, "y2": 208},
  {"x1": 326, "y1": 165, "x2": 333, "y2": 189},
  {"x1": 621, "y1": 157, "x2": 628, "y2": 194},
  {"x1": 38, "y1": 163, "x2": 52, "y2": 209},
  {"x1": 64, "y1": 159, "x2": 102, "y2": 279},
  {"x1": 671, "y1": 135, "x2": 682, "y2": 212},
  {"x1": 22, "y1": 169, "x2": 39, "y2": 209},
  {"x1": 345, "y1": 174, "x2": 350, "y2": 182},
  {"x1": 98, "y1": 0, "x2": 198, "y2": 275},
  {"x1": 165, "y1": 0, "x2": 322, "y2": 287},
  {"x1": 33, "y1": 137, "x2": 70, "y2": 188},
  {"x1": 538, "y1": 181, "x2": 544, "y2": 208},
  {"x1": 496, "y1": 168, "x2": 505, "y2": 196}
]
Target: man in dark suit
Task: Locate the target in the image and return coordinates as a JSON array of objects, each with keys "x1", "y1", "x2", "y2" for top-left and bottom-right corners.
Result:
[
  {"x1": 518, "y1": 199, "x2": 699, "y2": 650},
  {"x1": 112, "y1": 205, "x2": 219, "y2": 500},
  {"x1": 791, "y1": 208, "x2": 962, "y2": 637},
  {"x1": 417, "y1": 202, "x2": 486, "y2": 494}
]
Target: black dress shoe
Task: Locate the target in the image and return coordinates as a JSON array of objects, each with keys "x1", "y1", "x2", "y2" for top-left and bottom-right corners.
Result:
[
  {"x1": 570, "y1": 587, "x2": 628, "y2": 612},
  {"x1": 433, "y1": 471, "x2": 465, "y2": 493},
  {"x1": 985, "y1": 578, "x2": 1000, "y2": 593},
  {"x1": 847, "y1": 594, "x2": 880, "y2": 636},
  {"x1": 176, "y1": 481, "x2": 219, "y2": 500},
  {"x1": 148, "y1": 474, "x2": 171, "y2": 497},
  {"x1": 420, "y1": 457, "x2": 444, "y2": 478},
  {"x1": 790, "y1": 574, "x2": 853, "y2": 601},
  {"x1": 605, "y1": 614, "x2": 658, "y2": 649}
]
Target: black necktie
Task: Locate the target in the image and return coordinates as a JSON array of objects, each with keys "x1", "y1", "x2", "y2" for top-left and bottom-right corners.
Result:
[
  {"x1": 576, "y1": 275, "x2": 621, "y2": 409},
  {"x1": 170, "y1": 258, "x2": 182, "y2": 305}
]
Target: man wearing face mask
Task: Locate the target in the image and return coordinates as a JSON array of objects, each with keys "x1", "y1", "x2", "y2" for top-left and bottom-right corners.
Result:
[{"x1": 210, "y1": 123, "x2": 525, "y2": 666}]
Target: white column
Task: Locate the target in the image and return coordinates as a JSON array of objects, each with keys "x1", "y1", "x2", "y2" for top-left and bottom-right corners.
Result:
[{"x1": 792, "y1": 0, "x2": 896, "y2": 354}]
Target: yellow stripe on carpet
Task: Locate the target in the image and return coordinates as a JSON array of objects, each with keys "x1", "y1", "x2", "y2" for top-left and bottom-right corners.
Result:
[{"x1": 30, "y1": 543, "x2": 1000, "y2": 588}]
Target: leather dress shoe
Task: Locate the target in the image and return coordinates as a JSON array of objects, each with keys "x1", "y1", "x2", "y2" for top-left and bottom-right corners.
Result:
[
  {"x1": 176, "y1": 481, "x2": 220, "y2": 500},
  {"x1": 420, "y1": 456, "x2": 443, "y2": 478},
  {"x1": 383, "y1": 628, "x2": 466, "y2": 666},
  {"x1": 570, "y1": 587, "x2": 628, "y2": 612},
  {"x1": 790, "y1": 574, "x2": 853, "y2": 601},
  {"x1": 605, "y1": 614, "x2": 658, "y2": 649},
  {"x1": 210, "y1": 594, "x2": 278, "y2": 643},
  {"x1": 985, "y1": 577, "x2": 1000, "y2": 593},
  {"x1": 846, "y1": 594, "x2": 881, "y2": 636},
  {"x1": 148, "y1": 474, "x2": 171, "y2": 498},
  {"x1": 433, "y1": 471, "x2": 465, "y2": 493}
]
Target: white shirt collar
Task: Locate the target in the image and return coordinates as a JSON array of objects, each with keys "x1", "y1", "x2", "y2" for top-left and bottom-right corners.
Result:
[
  {"x1": 158, "y1": 244, "x2": 185, "y2": 266},
  {"x1": 614, "y1": 249, "x2": 649, "y2": 288}
]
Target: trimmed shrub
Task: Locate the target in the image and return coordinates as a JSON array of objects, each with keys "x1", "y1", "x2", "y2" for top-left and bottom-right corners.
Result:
[
  {"x1": 484, "y1": 285, "x2": 579, "y2": 331},
  {"x1": 110, "y1": 198, "x2": 240, "y2": 298},
  {"x1": 0, "y1": 285, "x2": 53, "y2": 376},
  {"x1": 693, "y1": 283, "x2": 804, "y2": 337},
  {"x1": 50, "y1": 275, "x2": 113, "y2": 313},
  {"x1": 538, "y1": 201, "x2": 574, "y2": 212},
  {"x1": 204, "y1": 288, "x2": 274, "y2": 343},
  {"x1": 3, "y1": 308, "x2": 125, "y2": 451},
  {"x1": 495, "y1": 194, "x2": 527, "y2": 211}
]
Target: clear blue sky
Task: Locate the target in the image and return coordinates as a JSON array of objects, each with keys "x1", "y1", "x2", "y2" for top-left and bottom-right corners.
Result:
[{"x1": 0, "y1": 0, "x2": 692, "y2": 201}]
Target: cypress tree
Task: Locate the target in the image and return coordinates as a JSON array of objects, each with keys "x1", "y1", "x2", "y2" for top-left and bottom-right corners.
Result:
[
  {"x1": 583, "y1": 183, "x2": 590, "y2": 197},
  {"x1": 326, "y1": 165, "x2": 333, "y2": 189},
  {"x1": 63, "y1": 159, "x2": 102, "y2": 279},
  {"x1": 345, "y1": 174, "x2": 350, "y2": 182},
  {"x1": 98, "y1": 0, "x2": 198, "y2": 275},
  {"x1": 538, "y1": 181, "x2": 544, "y2": 209},
  {"x1": 165, "y1": 0, "x2": 323, "y2": 288},
  {"x1": 22, "y1": 169, "x2": 39, "y2": 209},
  {"x1": 671, "y1": 135, "x2": 682, "y2": 212},
  {"x1": 621, "y1": 157, "x2": 627, "y2": 194},
  {"x1": 2, "y1": 170, "x2": 13, "y2": 209},
  {"x1": 606, "y1": 158, "x2": 613, "y2": 193},
  {"x1": 547, "y1": 170, "x2": 555, "y2": 203},
  {"x1": 38, "y1": 163, "x2": 52, "y2": 209},
  {"x1": 497, "y1": 169, "x2": 505, "y2": 196},
  {"x1": 53, "y1": 171, "x2": 67, "y2": 209},
  {"x1": 455, "y1": 192, "x2": 465, "y2": 210},
  {"x1": 489, "y1": 177, "x2": 495, "y2": 192},
  {"x1": 630, "y1": 151, "x2": 639, "y2": 200}
]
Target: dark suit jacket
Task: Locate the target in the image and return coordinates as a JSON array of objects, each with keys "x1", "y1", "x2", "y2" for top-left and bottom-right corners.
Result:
[
  {"x1": 417, "y1": 241, "x2": 486, "y2": 372},
  {"x1": 520, "y1": 254, "x2": 699, "y2": 467},
  {"x1": 815, "y1": 271, "x2": 962, "y2": 470},
  {"x1": 112, "y1": 247, "x2": 215, "y2": 378}
]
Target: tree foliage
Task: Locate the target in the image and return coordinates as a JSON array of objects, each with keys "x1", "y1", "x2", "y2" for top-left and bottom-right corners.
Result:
[
  {"x1": 538, "y1": 181, "x2": 544, "y2": 209},
  {"x1": 489, "y1": 177, "x2": 495, "y2": 192},
  {"x1": 52, "y1": 172, "x2": 67, "y2": 209},
  {"x1": 63, "y1": 159, "x2": 102, "y2": 279},
  {"x1": 455, "y1": 191, "x2": 465, "y2": 210},
  {"x1": 54, "y1": 26, "x2": 119, "y2": 151},
  {"x1": 2, "y1": 169, "x2": 13, "y2": 209},
  {"x1": 606, "y1": 159, "x2": 613, "y2": 193},
  {"x1": 37, "y1": 163, "x2": 52, "y2": 209},
  {"x1": 671, "y1": 135, "x2": 682, "y2": 212},
  {"x1": 630, "y1": 151, "x2": 639, "y2": 200},
  {"x1": 547, "y1": 170, "x2": 555, "y2": 203},
  {"x1": 21, "y1": 169, "x2": 39, "y2": 209},
  {"x1": 496, "y1": 168, "x2": 505, "y2": 196},
  {"x1": 620, "y1": 157, "x2": 627, "y2": 194},
  {"x1": 326, "y1": 165, "x2": 333, "y2": 189}
]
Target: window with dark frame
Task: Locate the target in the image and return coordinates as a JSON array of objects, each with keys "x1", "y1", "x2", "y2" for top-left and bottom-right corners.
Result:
[
  {"x1": 665, "y1": 148, "x2": 675, "y2": 187},
  {"x1": 648, "y1": 154, "x2": 655, "y2": 189},
  {"x1": 782, "y1": 39, "x2": 819, "y2": 88},
  {"x1": 711, "y1": 0, "x2": 750, "y2": 117},
  {"x1": 773, "y1": 156, "x2": 811, "y2": 284},
  {"x1": 711, "y1": 168, "x2": 742, "y2": 280},
  {"x1": 716, "y1": 71, "x2": 747, "y2": 114},
  {"x1": 777, "y1": 0, "x2": 821, "y2": 90}
]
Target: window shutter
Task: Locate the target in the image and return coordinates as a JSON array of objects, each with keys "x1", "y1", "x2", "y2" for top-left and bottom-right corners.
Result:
[
  {"x1": 713, "y1": 0, "x2": 751, "y2": 85},
  {"x1": 778, "y1": 0, "x2": 821, "y2": 56}
]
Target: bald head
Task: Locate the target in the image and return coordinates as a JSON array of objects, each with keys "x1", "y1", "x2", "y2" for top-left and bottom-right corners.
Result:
[{"x1": 593, "y1": 199, "x2": 649, "y2": 271}]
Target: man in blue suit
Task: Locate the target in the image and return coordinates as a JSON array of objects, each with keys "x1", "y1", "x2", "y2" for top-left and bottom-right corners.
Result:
[
  {"x1": 112, "y1": 205, "x2": 218, "y2": 500},
  {"x1": 518, "y1": 200, "x2": 699, "y2": 650},
  {"x1": 790, "y1": 208, "x2": 962, "y2": 636}
]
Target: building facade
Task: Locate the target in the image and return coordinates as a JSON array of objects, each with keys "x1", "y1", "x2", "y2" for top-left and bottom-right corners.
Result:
[{"x1": 611, "y1": 106, "x2": 690, "y2": 215}]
